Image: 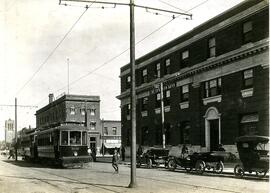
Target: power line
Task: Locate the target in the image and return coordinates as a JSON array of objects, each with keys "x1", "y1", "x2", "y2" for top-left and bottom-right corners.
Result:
[
  {"x1": 35, "y1": 0, "x2": 209, "y2": 107},
  {"x1": 15, "y1": 6, "x2": 89, "y2": 96}
]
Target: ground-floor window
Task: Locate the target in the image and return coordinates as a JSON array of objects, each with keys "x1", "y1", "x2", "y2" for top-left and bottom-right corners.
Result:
[
  {"x1": 181, "y1": 121, "x2": 190, "y2": 144},
  {"x1": 240, "y1": 113, "x2": 259, "y2": 136}
]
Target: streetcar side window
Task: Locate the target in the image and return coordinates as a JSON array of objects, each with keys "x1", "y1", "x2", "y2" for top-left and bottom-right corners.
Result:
[
  {"x1": 61, "y1": 131, "x2": 68, "y2": 145},
  {"x1": 70, "y1": 131, "x2": 81, "y2": 145},
  {"x1": 82, "y1": 132, "x2": 87, "y2": 145}
]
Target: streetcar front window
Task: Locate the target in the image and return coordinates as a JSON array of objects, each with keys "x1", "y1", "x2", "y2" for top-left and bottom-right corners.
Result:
[
  {"x1": 70, "y1": 131, "x2": 81, "y2": 145},
  {"x1": 82, "y1": 132, "x2": 87, "y2": 145},
  {"x1": 61, "y1": 131, "x2": 68, "y2": 145}
]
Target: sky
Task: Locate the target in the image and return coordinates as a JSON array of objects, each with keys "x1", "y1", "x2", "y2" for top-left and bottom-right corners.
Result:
[{"x1": 0, "y1": 0, "x2": 244, "y2": 140}]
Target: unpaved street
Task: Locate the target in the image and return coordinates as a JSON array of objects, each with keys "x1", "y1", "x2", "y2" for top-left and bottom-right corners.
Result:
[{"x1": 0, "y1": 156, "x2": 268, "y2": 193}]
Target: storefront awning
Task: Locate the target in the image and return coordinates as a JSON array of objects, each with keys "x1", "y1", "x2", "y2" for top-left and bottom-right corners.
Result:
[
  {"x1": 104, "y1": 143, "x2": 121, "y2": 149},
  {"x1": 241, "y1": 114, "x2": 259, "y2": 123}
]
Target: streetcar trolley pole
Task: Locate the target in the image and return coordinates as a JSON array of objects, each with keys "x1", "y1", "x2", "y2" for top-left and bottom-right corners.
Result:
[{"x1": 59, "y1": 0, "x2": 191, "y2": 188}]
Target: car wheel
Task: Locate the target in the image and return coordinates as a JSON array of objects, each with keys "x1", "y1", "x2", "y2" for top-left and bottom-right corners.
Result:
[
  {"x1": 146, "y1": 158, "x2": 152, "y2": 169},
  {"x1": 195, "y1": 160, "x2": 205, "y2": 175},
  {"x1": 215, "y1": 161, "x2": 224, "y2": 174},
  {"x1": 167, "y1": 159, "x2": 176, "y2": 171},
  {"x1": 234, "y1": 164, "x2": 244, "y2": 178},
  {"x1": 256, "y1": 170, "x2": 268, "y2": 178}
]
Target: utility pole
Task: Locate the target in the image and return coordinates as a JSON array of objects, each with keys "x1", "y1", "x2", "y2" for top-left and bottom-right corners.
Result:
[
  {"x1": 160, "y1": 82, "x2": 165, "y2": 148},
  {"x1": 15, "y1": 98, "x2": 17, "y2": 161},
  {"x1": 59, "y1": 0, "x2": 192, "y2": 188}
]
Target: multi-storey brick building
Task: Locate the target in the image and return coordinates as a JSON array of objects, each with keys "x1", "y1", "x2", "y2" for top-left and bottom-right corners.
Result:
[
  {"x1": 117, "y1": 0, "x2": 269, "y2": 153},
  {"x1": 36, "y1": 94, "x2": 102, "y2": 150}
]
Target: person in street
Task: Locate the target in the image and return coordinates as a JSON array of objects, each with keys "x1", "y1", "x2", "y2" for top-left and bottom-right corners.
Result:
[
  {"x1": 137, "y1": 145, "x2": 143, "y2": 156},
  {"x1": 181, "y1": 144, "x2": 189, "y2": 158},
  {"x1": 8, "y1": 149, "x2": 14, "y2": 159},
  {"x1": 91, "y1": 147, "x2": 96, "y2": 162},
  {"x1": 218, "y1": 144, "x2": 225, "y2": 151},
  {"x1": 121, "y1": 145, "x2": 125, "y2": 161},
  {"x1": 112, "y1": 149, "x2": 120, "y2": 173}
]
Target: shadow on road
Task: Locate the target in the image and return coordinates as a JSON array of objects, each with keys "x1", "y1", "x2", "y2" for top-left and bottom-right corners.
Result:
[{"x1": 2, "y1": 159, "x2": 61, "y2": 169}]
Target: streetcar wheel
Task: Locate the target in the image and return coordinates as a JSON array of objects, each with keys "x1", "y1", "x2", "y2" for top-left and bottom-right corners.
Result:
[
  {"x1": 234, "y1": 164, "x2": 244, "y2": 178},
  {"x1": 215, "y1": 161, "x2": 224, "y2": 174},
  {"x1": 167, "y1": 159, "x2": 176, "y2": 171},
  {"x1": 195, "y1": 160, "x2": 205, "y2": 175}
]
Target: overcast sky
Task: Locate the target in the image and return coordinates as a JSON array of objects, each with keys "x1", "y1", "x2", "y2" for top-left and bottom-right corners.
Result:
[{"x1": 0, "y1": 0, "x2": 244, "y2": 140}]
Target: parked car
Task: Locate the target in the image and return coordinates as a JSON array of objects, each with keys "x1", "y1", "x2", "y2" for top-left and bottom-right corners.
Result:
[{"x1": 137, "y1": 147, "x2": 170, "y2": 168}]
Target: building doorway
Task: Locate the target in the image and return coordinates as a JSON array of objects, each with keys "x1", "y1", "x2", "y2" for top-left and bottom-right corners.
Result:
[
  {"x1": 89, "y1": 137, "x2": 96, "y2": 149},
  {"x1": 204, "y1": 107, "x2": 221, "y2": 151}
]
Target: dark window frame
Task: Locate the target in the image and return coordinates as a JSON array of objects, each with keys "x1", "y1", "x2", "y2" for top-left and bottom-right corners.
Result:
[
  {"x1": 243, "y1": 21, "x2": 253, "y2": 44},
  {"x1": 164, "y1": 58, "x2": 171, "y2": 75},
  {"x1": 204, "y1": 78, "x2": 222, "y2": 98},
  {"x1": 181, "y1": 84, "x2": 189, "y2": 102},
  {"x1": 243, "y1": 69, "x2": 253, "y2": 89},
  {"x1": 208, "y1": 37, "x2": 216, "y2": 58},
  {"x1": 141, "y1": 97, "x2": 148, "y2": 111}
]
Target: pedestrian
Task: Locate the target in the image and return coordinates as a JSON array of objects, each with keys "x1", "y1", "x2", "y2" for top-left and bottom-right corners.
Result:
[
  {"x1": 137, "y1": 145, "x2": 143, "y2": 156},
  {"x1": 112, "y1": 149, "x2": 120, "y2": 173},
  {"x1": 218, "y1": 144, "x2": 225, "y2": 151},
  {"x1": 121, "y1": 145, "x2": 125, "y2": 161},
  {"x1": 181, "y1": 144, "x2": 188, "y2": 158},
  {"x1": 8, "y1": 149, "x2": 14, "y2": 159},
  {"x1": 91, "y1": 147, "x2": 96, "y2": 162}
]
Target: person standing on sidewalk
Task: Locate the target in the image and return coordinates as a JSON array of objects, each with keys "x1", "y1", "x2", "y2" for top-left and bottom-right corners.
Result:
[
  {"x1": 112, "y1": 149, "x2": 120, "y2": 173},
  {"x1": 121, "y1": 145, "x2": 125, "y2": 161}
]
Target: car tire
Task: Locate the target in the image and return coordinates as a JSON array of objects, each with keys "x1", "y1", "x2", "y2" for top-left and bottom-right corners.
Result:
[
  {"x1": 234, "y1": 164, "x2": 244, "y2": 178},
  {"x1": 215, "y1": 161, "x2": 224, "y2": 174},
  {"x1": 195, "y1": 160, "x2": 205, "y2": 175},
  {"x1": 167, "y1": 159, "x2": 176, "y2": 171}
]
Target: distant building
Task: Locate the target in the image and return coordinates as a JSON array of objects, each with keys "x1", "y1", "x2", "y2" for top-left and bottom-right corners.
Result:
[
  {"x1": 36, "y1": 94, "x2": 102, "y2": 151},
  {"x1": 100, "y1": 120, "x2": 121, "y2": 155},
  {"x1": 117, "y1": 0, "x2": 269, "y2": 153},
  {"x1": 5, "y1": 119, "x2": 15, "y2": 145}
]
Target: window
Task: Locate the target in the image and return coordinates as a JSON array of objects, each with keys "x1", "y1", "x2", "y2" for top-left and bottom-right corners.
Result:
[
  {"x1": 208, "y1": 37, "x2": 216, "y2": 58},
  {"x1": 90, "y1": 109, "x2": 96, "y2": 116},
  {"x1": 126, "y1": 75, "x2": 131, "y2": 88},
  {"x1": 181, "y1": 50, "x2": 189, "y2": 67},
  {"x1": 164, "y1": 90, "x2": 170, "y2": 106},
  {"x1": 181, "y1": 84, "x2": 189, "y2": 102},
  {"x1": 243, "y1": 21, "x2": 252, "y2": 44},
  {"x1": 90, "y1": 122, "x2": 96, "y2": 130},
  {"x1": 204, "y1": 78, "x2": 221, "y2": 98},
  {"x1": 164, "y1": 59, "x2": 170, "y2": 75},
  {"x1": 126, "y1": 104, "x2": 131, "y2": 115},
  {"x1": 82, "y1": 131, "x2": 87, "y2": 145},
  {"x1": 155, "y1": 63, "x2": 161, "y2": 78},
  {"x1": 61, "y1": 131, "x2": 68, "y2": 145},
  {"x1": 80, "y1": 108, "x2": 85, "y2": 115},
  {"x1": 240, "y1": 113, "x2": 258, "y2": 136},
  {"x1": 141, "y1": 97, "x2": 148, "y2": 111},
  {"x1": 181, "y1": 122, "x2": 190, "y2": 144},
  {"x1": 243, "y1": 69, "x2": 253, "y2": 89},
  {"x1": 142, "y1": 68, "x2": 148, "y2": 83},
  {"x1": 112, "y1": 127, "x2": 117, "y2": 135},
  {"x1": 156, "y1": 93, "x2": 161, "y2": 108},
  {"x1": 70, "y1": 131, "x2": 81, "y2": 145},
  {"x1": 70, "y1": 107, "x2": 75, "y2": 115},
  {"x1": 103, "y1": 127, "x2": 108, "y2": 135}
]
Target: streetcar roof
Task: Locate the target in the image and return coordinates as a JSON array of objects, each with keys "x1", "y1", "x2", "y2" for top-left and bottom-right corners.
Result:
[{"x1": 37, "y1": 124, "x2": 88, "y2": 134}]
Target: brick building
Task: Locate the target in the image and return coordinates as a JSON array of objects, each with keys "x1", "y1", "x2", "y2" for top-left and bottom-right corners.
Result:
[
  {"x1": 117, "y1": 0, "x2": 269, "y2": 153},
  {"x1": 36, "y1": 94, "x2": 102, "y2": 150}
]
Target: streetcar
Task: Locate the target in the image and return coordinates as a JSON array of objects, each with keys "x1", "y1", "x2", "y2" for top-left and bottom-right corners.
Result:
[{"x1": 19, "y1": 125, "x2": 92, "y2": 167}]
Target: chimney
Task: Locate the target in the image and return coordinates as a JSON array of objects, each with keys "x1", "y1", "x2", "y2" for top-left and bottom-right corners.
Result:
[{"x1": 49, "y1": 93, "x2": 54, "y2": 103}]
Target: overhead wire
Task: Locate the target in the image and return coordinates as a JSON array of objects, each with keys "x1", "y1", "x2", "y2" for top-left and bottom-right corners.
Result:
[
  {"x1": 15, "y1": 5, "x2": 90, "y2": 96},
  {"x1": 35, "y1": 0, "x2": 210, "y2": 107}
]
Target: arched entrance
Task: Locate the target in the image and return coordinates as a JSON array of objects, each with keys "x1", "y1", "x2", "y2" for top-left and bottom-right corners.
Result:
[{"x1": 204, "y1": 107, "x2": 221, "y2": 151}]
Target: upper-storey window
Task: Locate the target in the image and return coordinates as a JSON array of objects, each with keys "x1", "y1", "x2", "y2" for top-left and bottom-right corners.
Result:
[
  {"x1": 70, "y1": 107, "x2": 75, "y2": 115},
  {"x1": 156, "y1": 93, "x2": 161, "y2": 108},
  {"x1": 243, "y1": 69, "x2": 253, "y2": 89},
  {"x1": 126, "y1": 104, "x2": 131, "y2": 115},
  {"x1": 208, "y1": 37, "x2": 216, "y2": 58},
  {"x1": 141, "y1": 97, "x2": 148, "y2": 111},
  {"x1": 204, "y1": 78, "x2": 221, "y2": 98},
  {"x1": 142, "y1": 68, "x2": 148, "y2": 84},
  {"x1": 155, "y1": 63, "x2": 161, "y2": 78},
  {"x1": 126, "y1": 75, "x2": 131, "y2": 89},
  {"x1": 181, "y1": 84, "x2": 189, "y2": 102},
  {"x1": 90, "y1": 109, "x2": 96, "y2": 116},
  {"x1": 164, "y1": 90, "x2": 170, "y2": 106},
  {"x1": 181, "y1": 50, "x2": 189, "y2": 68},
  {"x1": 112, "y1": 127, "x2": 117, "y2": 135},
  {"x1": 80, "y1": 108, "x2": 85, "y2": 116},
  {"x1": 243, "y1": 21, "x2": 253, "y2": 44},
  {"x1": 164, "y1": 58, "x2": 170, "y2": 75}
]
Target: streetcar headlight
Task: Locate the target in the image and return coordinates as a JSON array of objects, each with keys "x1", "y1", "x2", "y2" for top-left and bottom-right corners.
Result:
[{"x1": 73, "y1": 151, "x2": 78, "y2": 156}]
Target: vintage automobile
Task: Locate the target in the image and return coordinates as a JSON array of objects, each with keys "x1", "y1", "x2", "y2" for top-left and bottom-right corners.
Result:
[
  {"x1": 234, "y1": 135, "x2": 269, "y2": 178},
  {"x1": 137, "y1": 147, "x2": 170, "y2": 168},
  {"x1": 168, "y1": 151, "x2": 225, "y2": 174}
]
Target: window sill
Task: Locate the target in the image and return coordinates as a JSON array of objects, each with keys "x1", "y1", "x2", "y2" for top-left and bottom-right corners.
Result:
[
  {"x1": 141, "y1": 111, "x2": 148, "y2": 117},
  {"x1": 164, "y1": 106, "x2": 170, "y2": 112},
  {"x1": 203, "y1": 95, "x2": 222, "y2": 105},
  {"x1": 155, "y1": 108, "x2": 161, "y2": 114},
  {"x1": 241, "y1": 88, "x2": 253, "y2": 98},
  {"x1": 179, "y1": 101, "x2": 189, "y2": 109}
]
